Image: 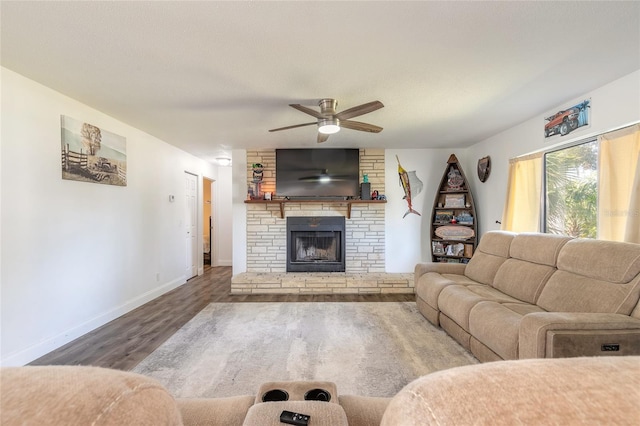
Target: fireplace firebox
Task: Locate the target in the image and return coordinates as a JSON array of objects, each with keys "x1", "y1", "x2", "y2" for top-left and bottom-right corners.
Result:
[{"x1": 286, "y1": 216, "x2": 346, "y2": 272}]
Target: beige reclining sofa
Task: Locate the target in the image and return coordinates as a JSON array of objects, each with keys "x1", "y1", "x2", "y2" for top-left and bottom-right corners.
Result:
[
  {"x1": 2, "y1": 356, "x2": 639, "y2": 425},
  {"x1": 415, "y1": 231, "x2": 640, "y2": 362}
]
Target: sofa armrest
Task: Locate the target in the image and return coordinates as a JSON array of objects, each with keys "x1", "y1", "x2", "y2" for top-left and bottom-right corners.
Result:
[
  {"x1": 381, "y1": 357, "x2": 640, "y2": 425},
  {"x1": 414, "y1": 262, "x2": 466, "y2": 282},
  {"x1": 0, "y1": 366, "x2": 182, "y2": 426},
  {"x1": 519, "y1": 312, "x2": 640, "y2": 359},
  {"x1": 177, "y1": 396, "x2": 255, "y2": 426}
]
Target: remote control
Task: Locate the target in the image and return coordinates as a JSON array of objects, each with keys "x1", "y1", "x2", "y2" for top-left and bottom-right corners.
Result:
[{"x1": 280, "y1": 410, "x2": 310, "y2": 426}]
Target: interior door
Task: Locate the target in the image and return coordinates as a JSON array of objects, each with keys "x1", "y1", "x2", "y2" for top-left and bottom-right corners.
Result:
[{"x1": 185, "y1": 172, "x2": 198, "y2": 279}]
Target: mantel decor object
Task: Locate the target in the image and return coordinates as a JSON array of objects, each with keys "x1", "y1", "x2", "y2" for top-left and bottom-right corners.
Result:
[
  {"x1": 251, "y1": 163, "x2": 264, "y2": 199},
  {"x1": 447, "y1": 167, "x2": 464, "y2": 189},
  {"x1": 444, "y1": 194, "x2": 465, "y2": 208}
]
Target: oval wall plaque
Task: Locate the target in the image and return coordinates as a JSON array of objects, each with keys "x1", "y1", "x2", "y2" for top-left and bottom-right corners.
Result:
[{"x1": 435, "y1": 225, "x2": 475, "y2": 240}]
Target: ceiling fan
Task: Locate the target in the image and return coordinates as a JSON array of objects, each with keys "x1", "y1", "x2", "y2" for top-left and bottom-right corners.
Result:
[{"x1": 269, "y1": 98, "x2": 384, "y2": 143}]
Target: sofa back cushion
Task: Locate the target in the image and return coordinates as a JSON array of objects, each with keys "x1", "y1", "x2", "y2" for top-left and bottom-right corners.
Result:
[
  {"x1": 508, "y1": 233, "x2": 572, "y2": 267},
  {"x1": 464, "y1": 231, "x2": 515, "y2": 285},
  {"x1": 492, "y1": 233, "x2": 572, "y2": 303},
  {"x1": 537, "y1": 238, "x2": 640, "y2": 314}
]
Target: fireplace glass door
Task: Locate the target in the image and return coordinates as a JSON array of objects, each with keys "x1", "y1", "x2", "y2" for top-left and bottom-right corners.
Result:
[
  {"x1": 294, "y1": 231, "x2": 339, "y2": 262},
  {"x1": 286, "y1": 217, "x2": 346, "y2": 272}
]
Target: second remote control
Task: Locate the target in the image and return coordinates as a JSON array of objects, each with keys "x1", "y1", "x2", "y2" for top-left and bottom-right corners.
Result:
[{"x1": 280, "y1": 410, "x2": 310, "y2": 426}]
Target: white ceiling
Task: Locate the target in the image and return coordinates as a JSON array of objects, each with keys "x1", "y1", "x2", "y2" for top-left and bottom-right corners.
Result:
[{"x1": 2, "y1": 1, "x2": 639, "y2": 164}]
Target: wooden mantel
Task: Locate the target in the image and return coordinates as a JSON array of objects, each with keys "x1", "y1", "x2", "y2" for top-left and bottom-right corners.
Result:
[{"x1": 244, "y1": 199, "x2": 386, "y2": 219}]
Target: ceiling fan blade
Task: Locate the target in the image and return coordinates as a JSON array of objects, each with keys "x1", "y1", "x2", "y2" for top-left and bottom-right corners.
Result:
[
  {"x1": 340, "y1": 120, "x2": 383, "y2": 133},
  {"x1": 289, "y1": 104, "x2": 324, "y2": 119},
  {"x1": 334, "y1": 101, "x2": 384, "y2": 120},
  {"x1": 269, "y1": 122, "x2": 317, "y2": 132},
  {"x1": 317, "y1": 133, "x2": 329, "y2": 143}
]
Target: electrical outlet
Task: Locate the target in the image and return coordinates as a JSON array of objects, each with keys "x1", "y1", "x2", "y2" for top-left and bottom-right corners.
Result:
[{"x1": 156, "y1": 273, "x2": 160, "y2": 282}]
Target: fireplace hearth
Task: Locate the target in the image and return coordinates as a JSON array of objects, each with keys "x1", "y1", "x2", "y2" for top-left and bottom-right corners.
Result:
[{"x1": 286, "y1": 216, "x2": 346, "y2": 272}]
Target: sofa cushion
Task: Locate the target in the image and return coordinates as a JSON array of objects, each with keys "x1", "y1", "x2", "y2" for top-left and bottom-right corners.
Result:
[
  {"x1": 380, "y1": 357, "x2": 640, "y2": 426},
  {"x1": 469, "y1": 338, "x2": 503, "y2": 362},
  {"x1": 509, "y1": 233, "x2": 572, "y2": 267},
  {"x1": 537, "y1": 271, "x2": 640, "y2": 314},
  {"x1": 464, "y1": 231, "x2": 515, "y2": 285},
  {"x1": 0, "y1": 366, "x2": 182, "y2": 426},
  {"x1": 177, "y1": 396, "x2": 255, "y2": 426},
  {"x1": 556, "y1": 238, "x2": 640, "y2": 283},
  {"x1": 490, "y1": 233, "x2": 571, "y2": 304},
  {"x1": 468, "y1": 301, "x2": 545, "y2": 360},
  {"x1": 492, "y1": 259, "x2": 557, "y2": 304},
  {"x1": 415, "y1": 272, "x2": 478, "y2": 309},
  {"x1": 438, "y1": 285, "x2": 525, "y2": 332},
  {"x1": 338, "y1": 395, "x2": 391, "y2": 426},
  {"x1": 536, "y1": 238, "x2": 640, "y2": 315}
]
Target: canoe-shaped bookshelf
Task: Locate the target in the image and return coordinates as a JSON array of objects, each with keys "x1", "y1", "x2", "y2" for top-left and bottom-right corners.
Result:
[{"x1": 430, "y1": 154, "x2": 478, "y2": 263}]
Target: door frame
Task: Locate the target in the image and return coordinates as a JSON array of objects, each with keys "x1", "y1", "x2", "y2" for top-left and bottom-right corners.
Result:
[{"x1": 202, "y1": 176, "x2": 217, "y2": 268}]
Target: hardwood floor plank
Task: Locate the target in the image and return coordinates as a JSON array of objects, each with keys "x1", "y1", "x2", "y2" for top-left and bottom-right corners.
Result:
[{"x1": 29, "y1": 267, "x2": 415, "y2": 370}]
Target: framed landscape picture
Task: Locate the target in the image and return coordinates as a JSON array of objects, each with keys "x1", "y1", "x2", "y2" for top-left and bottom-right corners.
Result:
[
  {"x1": 444, "y1": 194, "x2": 465, "y2": 208},
  {"x1": 61, "y1": 115, "x2": 127, "y2": 186}
]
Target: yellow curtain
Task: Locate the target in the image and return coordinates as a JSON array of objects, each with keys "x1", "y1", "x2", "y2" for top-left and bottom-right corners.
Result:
[
  {"x1": 626, "y1": 150, "x2": 640, "y2": 243},
  {"x1": 598, "y1": 124, "x2": 640, "y2": 243},
  {"x1": 501, "y1": 152, "x2": 543, "y2": 233}
]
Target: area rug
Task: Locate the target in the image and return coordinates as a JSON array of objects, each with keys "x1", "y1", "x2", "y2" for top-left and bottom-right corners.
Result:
[{"x1": 132, "y1": 302, "x2": 477, "y2": 398}]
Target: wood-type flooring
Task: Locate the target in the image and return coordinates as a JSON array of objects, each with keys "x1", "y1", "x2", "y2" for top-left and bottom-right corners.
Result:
[{"x1": 30, "y1": 266, "x2": 414, "y2": 371}]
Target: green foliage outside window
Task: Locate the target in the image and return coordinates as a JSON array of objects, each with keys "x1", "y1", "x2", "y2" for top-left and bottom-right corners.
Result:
[{"x1": 545, "y1": 141, "x2": 598, "y2": 238}]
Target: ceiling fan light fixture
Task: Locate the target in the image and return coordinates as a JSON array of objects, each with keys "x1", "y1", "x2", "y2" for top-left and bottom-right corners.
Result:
[
  {"x1": 319, "y1": 169, "x2": 331, "y2": 183},
  {"x1": 318, "y1": 119, "x2": 340, "y2": 135}
]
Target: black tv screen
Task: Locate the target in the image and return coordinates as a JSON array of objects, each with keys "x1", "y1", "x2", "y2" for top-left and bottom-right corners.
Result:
[{"x1": 276, "y1": 149, "x2": 360, "y2": 198}]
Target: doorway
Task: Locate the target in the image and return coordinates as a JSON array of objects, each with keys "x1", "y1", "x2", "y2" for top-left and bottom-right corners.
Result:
[{"x1": 203, "y1": 177, "x2": 214, "y2": 269}]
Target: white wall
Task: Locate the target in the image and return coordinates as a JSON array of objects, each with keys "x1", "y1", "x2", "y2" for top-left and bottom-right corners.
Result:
[
  {"x1": 0, "y1": 68, "x2": 221, "y2": 366},
  {"x1": 231, "y1": 149, "x2": 247, "y2": 274},
  {"x1": 213, "y1": 165, "x2": 233, "y2": 266},
  {"x1": 465, "y1": 69, "x2": 640, "y2": 238},
  {"x1": 384, "y1": 149, "x2": 467, "y2": 272}
]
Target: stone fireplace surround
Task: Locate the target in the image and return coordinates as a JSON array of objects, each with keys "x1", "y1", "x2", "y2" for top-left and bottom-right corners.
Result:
[{"x1": 231, "y1": 149, "x2": 414, "y2": 294}]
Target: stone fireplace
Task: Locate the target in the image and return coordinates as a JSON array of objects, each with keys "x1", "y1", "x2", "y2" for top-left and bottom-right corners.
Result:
[
  {"x1": 287, "y1": 216, "x2": 345, "y2": 272},
  {"x1": 231, "y1": 148, "x2": 414, "y2": 294}
]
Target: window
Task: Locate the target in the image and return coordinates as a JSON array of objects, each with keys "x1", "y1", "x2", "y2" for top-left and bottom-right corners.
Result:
[
  {"x1": 503, "y1": 123, "x2": 639, "y2": 243},
  {"x1": 544, "y1": 139, "x2": 598, "y2": 238}
]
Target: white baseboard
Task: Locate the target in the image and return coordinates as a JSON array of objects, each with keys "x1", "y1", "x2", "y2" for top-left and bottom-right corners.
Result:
[{"x1": 1, "y1": 276, "x2": 186, "y2": 367}]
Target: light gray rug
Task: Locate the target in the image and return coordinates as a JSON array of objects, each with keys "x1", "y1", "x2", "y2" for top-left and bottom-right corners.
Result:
[{"x1": 132, "y1": 302, "x2": 477, "y2": 398}]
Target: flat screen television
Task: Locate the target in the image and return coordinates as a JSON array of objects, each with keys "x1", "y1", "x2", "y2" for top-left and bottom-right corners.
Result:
[{"x1": 275, "y1": 149, "x2": 360, "y2": 198}]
